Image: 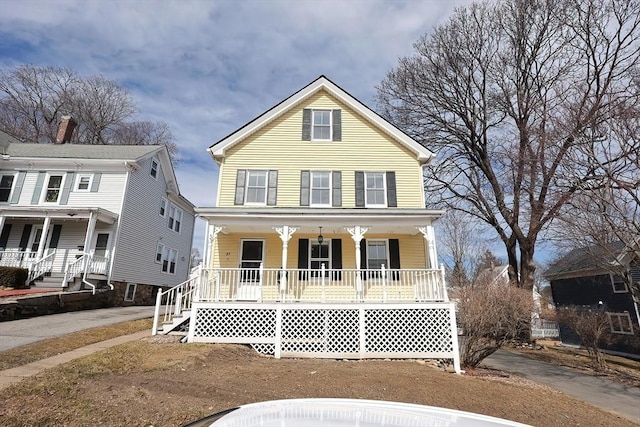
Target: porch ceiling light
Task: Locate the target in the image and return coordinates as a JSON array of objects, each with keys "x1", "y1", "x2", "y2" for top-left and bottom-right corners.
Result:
[{"x1": 317, "y1": 226, "x2": 324, "y2": 244}]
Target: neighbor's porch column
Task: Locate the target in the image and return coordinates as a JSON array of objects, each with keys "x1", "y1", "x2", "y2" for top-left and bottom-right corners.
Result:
[
  {"x1": 0, "y1": 216, "x2": 5, "y2": 246},
  {"x1": 36, "y1": 216, "x2": 51, "y2": 259},
  {"x1": 347, "y1": 225, "x2": 369, "y2": 299},
  {"x1": 82, "y1": 211, "x2": 98, "y2": 255},
  {"x1": 274, "y1": 225, "x2": 298, "y2": 298},
  {"x1": 418, "y1": 225, "x2": 438, "y2": 269}
]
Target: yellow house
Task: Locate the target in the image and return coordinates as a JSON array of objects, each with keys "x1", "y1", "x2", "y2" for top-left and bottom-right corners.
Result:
[{"x1": 153, "y1": 76, "x2": 460, "y2": 371}]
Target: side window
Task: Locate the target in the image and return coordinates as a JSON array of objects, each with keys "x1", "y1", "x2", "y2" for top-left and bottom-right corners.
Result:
[
  {"x1": 0, "y1": 174, "x2": 14, "y2": 202},
  {"x1": 160, "y1": 198, "x2": 167, "y2": 217},
  {"x1": 150, "y1": 159, "x2": 159, "y2": 179},
  {"x1": 611, "y1": 274, "x2": 629, "y2": 293},
  {"x1": 155, "y1": 242, "x2": 164, "y2": 263},
  {"x1": 168, "y1": 204, "x2": 183, "y2": 232},
  {"x1": 76, "y1": 175, "x2": 92, "y2": 191},
  {"x1": 608, "y1": 312, "x2": 634, "y2": 334}
]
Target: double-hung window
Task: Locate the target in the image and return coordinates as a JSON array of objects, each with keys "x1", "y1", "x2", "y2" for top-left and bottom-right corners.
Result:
[
  {"x1": 611, "y1": 274, "x2": 629, "y2": 293},
  {"x1": 0, "y1": 174, "x2": 14, "y2": 202},
  {"x1": 160, "y1": 198, "x2": 167, "y2": 217},
  {"x1": 311, "y1": 171, "x2": 331, "y2": 206},
  {"x1": 245, "y1": 170, "x2": 268, "y2": 204},
  {"x1": 312, "y1": 110, "x2": 331, "y2": 140},
  {"x1": 366, "y1": 172, "x2": 386, "y2": 207},
  {"x1": 161, "y1": 248, "x2": 178, "y2": 274},
  {"x1": 608, "y1": 312, "x2": 633, "y2": 334},
  {"x1": 155, "y1": 243, "x2": 164, "y2": 263},
  {"x1": 366, "y1": 240, "x2": 388, "y2": 270},
  {"x1": 76, "y1": 175, "x2": 92, "y2": 191},
  {"x1": 44, "y1": 175, "x2": 63, "y2": 203},
  {"x1": 150, "y1": 160, "x2": 159, "y2": 179},
  {"x1": 168, "y1": 204, "x2": 183, "y2": 232}
]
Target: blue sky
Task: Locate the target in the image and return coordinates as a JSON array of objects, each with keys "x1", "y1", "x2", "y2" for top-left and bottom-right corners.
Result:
[{"x1": 1, "y1": 0, "x2": 473, "y2": 255}]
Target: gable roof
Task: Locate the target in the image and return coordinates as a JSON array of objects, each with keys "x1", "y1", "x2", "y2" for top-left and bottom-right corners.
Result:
[
  {"x1": 208, "y1": 75, "x2": 434, "y2": 164},
  {"x1": 476, "y1": 265, "x2": 510, "y2": 286},
  {"x1": 544, "y1": 242, "x2": 627, "y2": 279}
]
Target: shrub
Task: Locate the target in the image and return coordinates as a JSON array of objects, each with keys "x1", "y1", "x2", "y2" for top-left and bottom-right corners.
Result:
[
  {"x1": 0, "y1": 266, "x2": 29, "y2": 288},
  {"x1": 457, "y1": 283, "x2": 533, "y2": 368},
  {"x1": 556, "y1": 306, "x2": 611, "y2": 370}
]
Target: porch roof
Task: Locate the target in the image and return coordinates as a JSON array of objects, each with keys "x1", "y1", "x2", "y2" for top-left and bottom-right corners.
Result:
[
  {"x1": 195, "y1": 207, "x2": 445, "y2": 234},
  {"x1": 0, "y1": 206, "x2": 118, "y2": 224}
]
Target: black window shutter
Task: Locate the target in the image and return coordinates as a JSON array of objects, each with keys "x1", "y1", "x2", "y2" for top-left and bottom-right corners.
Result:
[
  {"x1": 10, "y1": 171, "x2": 25, "y2": 204},
  {"x1": 298, "y1": 238, "x2": 309, "y2": 280},
  {"x1": 49, "y1": 225, "x2": 63, "y2": 249},
  {"x1": 300, "y1": 170, "x2": 310, "y2": 206},
  {"x1": 332, "y1": 171, "x2": 342, "y2": 207},
  {"x1": 234, "y1": 170, "x2": 246, "y2": 205},
  {"x1": 389, "y1": 239, "x2": 401, "y2": 280},
  {"x1": 0, "y1": 224, "x2": 12, "y2": 249},
  {"x1": 355, "y1": 171, "x2": 365, "y2": 207},
  {"x1": 19, "y1": 224, "x2": 32, "y2": 251},
  {"x1": 360, "y1": 238, "x2": 367, "y2": 281},
  {"x1": 332, "y1": 109, "x2": 342, "y2": 141},
  {"x1": 267, "y1": 170, "x2": 278, "y2": 206},
  {"x1": 386, "y1": 171, "x2": 397, "y2": 207},
  {"x1": 302, "y1": 109, "x2": 312, "y2": 141},
  {"x1": 331, "y1": 238, "x2": 342, "y2": 280}
]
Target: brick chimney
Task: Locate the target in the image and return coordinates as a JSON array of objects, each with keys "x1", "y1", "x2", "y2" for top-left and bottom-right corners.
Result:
[{"x1": 55, "y1": 115, "x2": 77, "y2": 144}]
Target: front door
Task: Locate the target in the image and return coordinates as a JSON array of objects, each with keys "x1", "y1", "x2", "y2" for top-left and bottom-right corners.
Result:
[{"x1": 237, "y1": 240, "x2": 264, "y2": 300}]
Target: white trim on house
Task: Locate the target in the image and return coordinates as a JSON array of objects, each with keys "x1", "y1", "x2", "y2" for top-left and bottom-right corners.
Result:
[{"x1": 208, "y1": 76, "x2": 434, "y2": 164}]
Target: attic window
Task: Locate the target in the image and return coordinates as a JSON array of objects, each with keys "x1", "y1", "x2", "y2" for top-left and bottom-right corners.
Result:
[
  {"x1": 150, "y1": 160, "x2": 159, "y2": 179},
  {"x1": 610, "y1": 274, "x2": 629, "y2": 293},
  {"x1": 313, "y1": 110, "x2": 331, "y2": 140},
  {"x1": 302, "y1": 109, "x2": 341, "y2": 141}
]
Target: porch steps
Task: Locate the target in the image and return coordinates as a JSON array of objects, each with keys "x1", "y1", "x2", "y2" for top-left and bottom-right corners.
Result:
[{"x1": 157, "y1": 310, "x2": 191, "y2": 335}]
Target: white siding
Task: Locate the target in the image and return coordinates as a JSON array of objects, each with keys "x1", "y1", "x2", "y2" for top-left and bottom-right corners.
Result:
[{"x1": 111, "y1": 156, "x2": 195, "y2": 287}]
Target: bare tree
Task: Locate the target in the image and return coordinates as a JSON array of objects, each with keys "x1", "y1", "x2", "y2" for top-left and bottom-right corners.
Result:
[
  {"x1": 377, "y1": 0, "x2": 640, "y2": 289},
  {"x1": 556, "y1": 306, "x2": 611, "y2": 370},
  {"x1": 457, "y1": 282, "x2": 533, "y2": 367},
  {"x1": 0, "y1": 64, "x2": 178, "y2": 159}
]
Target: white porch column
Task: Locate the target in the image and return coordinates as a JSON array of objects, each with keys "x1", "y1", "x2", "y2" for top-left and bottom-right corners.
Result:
[
  {"x1": 0, "y1": 216, "x2": 5, "y2": 246},
  {"x1": 274, "y1": 226, "x2": 298, "y2": 297},
  {"x1": 204, "y1": 223, "x2": 224, "y2": 268},
  {"x1": 83, "y1": 211, "x2": 97, "y2": 254},
  {"x1": 418, "y1": 225, "x2": 438, "y2": 269},
  {"x1": 346, "y1": 225, "x2": 369, "y2": 299},
  {"x1": 36, "y1": 216, "x2": 51, "y2": 259}
]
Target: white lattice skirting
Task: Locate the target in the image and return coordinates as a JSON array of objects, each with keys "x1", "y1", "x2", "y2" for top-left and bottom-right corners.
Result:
[{"x1": 188, "y1": 302, "x2": 461, "y2": 372}]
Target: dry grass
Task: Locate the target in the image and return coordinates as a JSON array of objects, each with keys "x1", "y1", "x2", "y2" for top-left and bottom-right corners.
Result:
[
  {"x1": 0, "y1": 318, "x2": 152, "y2": 371},
  {"x1": 1, "y1": 341, "x2": 636, "y2": 427}
]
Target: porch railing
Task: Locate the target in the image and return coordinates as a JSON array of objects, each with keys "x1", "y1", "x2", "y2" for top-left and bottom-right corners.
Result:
[
  {"x1": 27, "y1": 249, "x2": 57, "y2": 283},
  {"x1": 0, "y1": 250, "x2": 37, "y2": 269},
  {"x1": 88, "y1": 255, "x2": 109, "y2": 275},
  {"x1": 197, "y1": 265, "x2": 447, "y2": 303},
  {"x1": 152, "y1": 271, "x2": 200, "y2": 335},
  {"x1": 64, "y1": 254, "x2": 87, "y2": 284}
]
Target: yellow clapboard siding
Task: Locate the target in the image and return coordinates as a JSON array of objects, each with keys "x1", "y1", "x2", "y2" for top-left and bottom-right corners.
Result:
[{"x1": 218, "y1": 90, "x2": 424, "y2": 208}]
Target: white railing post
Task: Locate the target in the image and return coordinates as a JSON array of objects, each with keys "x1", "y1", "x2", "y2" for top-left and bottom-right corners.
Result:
[
  {"x1": 174, "y1": 291, "x2": 183, "y2": 316},
  {"x1": 152, "y1": 288, "x2": 162, "y2": 335},
  {"x1": 441, "y1": 264, "x2": 449, "y2": 301},
  {"x1": 381, "y1": 264, "x2": 387, "y2": 302},
  {"x1": 259, "y1": 262, "x2": 264, "y2": 301},
  {"x1": 321, "y1": 263, "x2": 326, "y2": 302}
]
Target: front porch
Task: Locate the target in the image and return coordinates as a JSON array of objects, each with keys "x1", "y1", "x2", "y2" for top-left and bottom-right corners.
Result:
[{"x1": 0, "y1": 207, "x2": 117, "y2": 291}]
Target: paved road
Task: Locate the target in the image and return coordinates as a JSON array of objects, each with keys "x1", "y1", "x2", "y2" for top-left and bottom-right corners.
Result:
[
  {"x1": 484, "y1": 350, "x2": 640, "y2": 423},
  {"x1": 0, "y1": 306, "x2": 154, "y2": 351}
]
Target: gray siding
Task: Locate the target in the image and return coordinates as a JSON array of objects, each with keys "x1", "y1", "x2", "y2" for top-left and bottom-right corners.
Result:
[{"x1": 111, "y1": 156, "x2": 195, "y2": 286}]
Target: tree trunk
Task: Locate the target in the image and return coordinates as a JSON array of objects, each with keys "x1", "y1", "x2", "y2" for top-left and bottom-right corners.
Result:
[{"x1": 519, "y1": 243, "x2": 536, "y2": 290}]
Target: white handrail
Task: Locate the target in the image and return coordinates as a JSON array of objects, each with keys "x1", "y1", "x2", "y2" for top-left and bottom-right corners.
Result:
[
  {"x1": 152, "y1": 269, "x2": 201, "y2": 335},
  {"x1": 27, "y1": 249, "x2": 56, "y2": 283}
]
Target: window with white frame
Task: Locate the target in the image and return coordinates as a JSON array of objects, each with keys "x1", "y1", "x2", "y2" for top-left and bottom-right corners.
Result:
[
  {"x1": 150, "y1": 159, "x2": 159, "y2": 179},
  {"x1": 245, "y1": 170, "x2": 268, "y2": 204},
  {"x1": 161, "y1": 247, "x2": 178, "y2": 274},
  {"x1": 0, "y1": 174, "x2": 14, "y2": 202},
  {"x1": 312, "y1": 110, "x2": 331, "y2": 140},
  {"x1": 310, "y1": 239, "x2": 330, "y2": 276},
  {"x1": 44, "y1": 174, "x2": 63, "y2": 203},
  {"x1": 365, "y1": 172, "x2": 386, "y2": 207},
  {"x1": 76, "y1": 174, "x2": 92, "y2": 191},
  {"x1": 155, "y1": 242, "x2": 164, "y2": 263},
  {"x1": 168, "y1": 204, "x2": 182, "y2": 232},
  {"x1": 310, "y1": 171, "x2": 331, "y2": 206},
  {"x1": 366, "y1": 240, "x2": 388, "y2": 269},
  {"x1": 608, "y1": 312, "x2": 634, "y2": 334},
  {"x1": 160, "y1": 198, "x2": 167, "y2": 217},
  {"x1": 610, "y1": 274, "x2": 629, "y2": 293},
  {"x1": 124, "y1": 283, "x2": 137, "y2": 302}
]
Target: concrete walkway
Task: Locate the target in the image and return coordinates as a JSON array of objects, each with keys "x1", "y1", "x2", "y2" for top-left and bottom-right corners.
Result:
[
  {"x1": 0, "y1": 330, "x2": 149, "y2": 390},
  {"x1": 0, "y1": 306, "x2": 155, "y2": 351},
  {"x1": 484, "y1": 350, "x2": 640, "y2": 423}
]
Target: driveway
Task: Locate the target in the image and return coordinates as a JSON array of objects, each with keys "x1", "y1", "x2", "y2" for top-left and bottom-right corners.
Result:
[
  {"x1": 0, "y1": 306, "x2": 154, "y2": 351},
  {"x1": 484, "y1": 350, "x2": 640, "y2": 423}
]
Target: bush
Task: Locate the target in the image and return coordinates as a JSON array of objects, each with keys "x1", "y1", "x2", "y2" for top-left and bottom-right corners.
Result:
[
  {"x1": 0, "y1": 267, "x2": 29, "y2": 288},
  {"x1": 556, "y1": 306, "x2": 611, "y2": 370},
  {"x1": 457, "y1": 283, "x2": 533, "y2": 368}
]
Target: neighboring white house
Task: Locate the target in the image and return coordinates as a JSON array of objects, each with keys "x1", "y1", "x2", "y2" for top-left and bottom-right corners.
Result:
[{"x1": 0, "y1": 119, "x2": 195, "y2": 303}]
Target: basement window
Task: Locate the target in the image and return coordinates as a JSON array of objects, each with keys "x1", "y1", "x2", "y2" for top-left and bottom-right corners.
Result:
[{"x1": 124, "y1": 283, "x2": 137, "y2": 302}]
